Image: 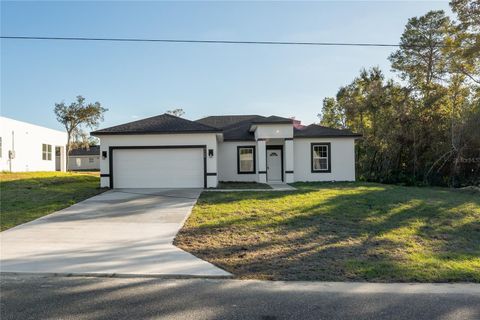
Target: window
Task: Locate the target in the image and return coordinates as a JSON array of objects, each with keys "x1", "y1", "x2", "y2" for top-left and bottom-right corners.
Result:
[
  {"x1": 42, "y1": 144, "x2": 52, "y2": 160},
  {"x1": 311, "y1": 143, "x2": 331, "y2": 172},
  {"x1": 237, "y1": 146, "x2": 255, "y2": 174},
  {"x1": 89, "y1": 157, "x2": 94, "y2": 163}
]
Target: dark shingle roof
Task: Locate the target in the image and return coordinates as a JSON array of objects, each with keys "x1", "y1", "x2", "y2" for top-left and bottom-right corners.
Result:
[
  {"x1": 196, "y1": 115, "x2": 293, "y2": 141},
  {"x1": 196, "y1": 115, "x2": 260, "y2": 129},
  {"x1": 195, "y1": 115, "x2": 360, "y2": 140},
  {"x1": 294, "y1": 124, "x2": 362, "y2": 138},
  {"x1": 69, "y1": 145, "x2": 100, "y2": 156},
  {"x1": 91, "y1": 113, "x2": 360, "y2": 139},
  {"x1": 91, "y1": 114, "x2": 222, "y2": 135},
  {"x1": 221, "y1": 119, "x2": 257, "y2": 141},
  {"x1": 251, "y1": 115, "x2": 293, "y2": 124}
]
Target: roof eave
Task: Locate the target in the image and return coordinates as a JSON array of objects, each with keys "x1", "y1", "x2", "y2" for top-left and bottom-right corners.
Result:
[
  {"x1": 91, "y1": 129, "x2": 222, "y2": 136},
  {"x1": 251, "y1": 120, "x2": 293, "y2": 125}
]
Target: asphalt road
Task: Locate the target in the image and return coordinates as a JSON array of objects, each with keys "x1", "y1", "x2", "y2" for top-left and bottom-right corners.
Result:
[{"x1": 1, "y1": 274, "x2": 479, "y2": 320}]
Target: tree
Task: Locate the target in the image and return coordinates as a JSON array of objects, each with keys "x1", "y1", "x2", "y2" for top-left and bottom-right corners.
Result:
[
  {"x1": 388, "y1": 10, "x2": 462, "y2": 185},
  {"x1": 54, "y1": 96, "x2": 107, "y2": 168},
  {"x1": 318, "y1": 97, "x2": 344, "y2": 128},
  {"x1": 166, "y1": 108, "x2": 185, "y2": 117},
  {"x1": 318, "y1": 4, "x2": 480, "y2": 187},
  {"x1": 446, "y1": 0, "x2": 480, "y2": 84},
  {"x1": 450, "y1": 0, "x2": 480, "y2": 30},
  {"x1": 389, "y1": 10, "x2": 450, "y2": 89}
]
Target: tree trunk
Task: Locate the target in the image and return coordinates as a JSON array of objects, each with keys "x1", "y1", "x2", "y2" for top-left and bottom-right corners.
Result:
[
  {"x1": 413, "y1": 127, "x2": 417, "y2": 184},
  {"x1": 369, "y1": 150, "x2": 378, "y2": 180},
  {"x1": 66, "y1": 131, "x2": 72, "y2": 171}
]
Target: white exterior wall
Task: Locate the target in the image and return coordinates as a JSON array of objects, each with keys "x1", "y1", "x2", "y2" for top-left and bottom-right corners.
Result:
[
  {"x1": 257, "y1": 140, "x2": 267, "y2": 183},
  {"x1": 217, "y1": 141, "x2": 258, "y2": 182},
  {"x1": 218, "y1": 137, "x2": 356, "y2": 183},
  {"x1": 293, "y1": 138, "x2": 356, "y2": 182},
  {"x1": 284, "y1": 139, "x2": 294, "y2": 183},
  {"x1": 97, "y1": 133, "x2": 218, "y2": 188},
  {"x1": 67, "y1": 155, "x2": 100, "y2": 171},
  {"x1": 254, "y1": 124, "x2": 293, "y2": 140},
  {"x1": 0, "y1": 117, "x2": 67, "y2": 172}
]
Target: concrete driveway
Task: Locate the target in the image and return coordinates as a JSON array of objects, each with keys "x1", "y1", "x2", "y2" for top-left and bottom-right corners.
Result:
[{"x1": 0, "y1": 189, "x2": 230, "y2": 277}]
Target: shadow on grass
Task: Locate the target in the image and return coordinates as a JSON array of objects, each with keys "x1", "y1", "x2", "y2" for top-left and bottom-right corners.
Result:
[{"x1": 176, "y1": 182, "x2": 480, "y2": 282}]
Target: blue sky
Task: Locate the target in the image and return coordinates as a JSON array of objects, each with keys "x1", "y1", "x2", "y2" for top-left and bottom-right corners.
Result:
[{"x1": 1, "y1": 1, "x2": 450, "y2": 131}]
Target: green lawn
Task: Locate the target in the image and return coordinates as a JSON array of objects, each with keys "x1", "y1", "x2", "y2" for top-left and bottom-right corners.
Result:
[
  {"x1": 175, "y1": 182, "x2": 480, "y2": 282},
  {"x1": 0, "y1": 171, "x2": 105, "y2": 231}
]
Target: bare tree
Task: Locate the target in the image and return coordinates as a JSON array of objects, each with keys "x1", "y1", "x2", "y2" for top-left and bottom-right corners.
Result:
[{"x1": 54, "y1": 96, "x2": 107, "y2": 168}]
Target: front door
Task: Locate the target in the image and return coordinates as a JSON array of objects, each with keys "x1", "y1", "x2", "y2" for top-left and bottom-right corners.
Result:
[{"x1": 267, "y1": 148, "x2": 282, "y2": 182}]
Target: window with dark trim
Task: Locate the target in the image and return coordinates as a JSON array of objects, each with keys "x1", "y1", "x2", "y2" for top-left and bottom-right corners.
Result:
[
  {"x1": 42, "y1": 144, "x2": 52, "y2": 160},
  {"x1": 237, "y1": 146, "x2": 256, "y2": 174},
  {"x1": 311, "y1": 143, "x2": 331, "y2": 172}
]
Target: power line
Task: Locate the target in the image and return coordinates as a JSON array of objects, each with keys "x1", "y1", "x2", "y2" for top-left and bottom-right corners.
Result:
[{"x1": 0, "y1": 35, "x2": 449, "y2": 48}]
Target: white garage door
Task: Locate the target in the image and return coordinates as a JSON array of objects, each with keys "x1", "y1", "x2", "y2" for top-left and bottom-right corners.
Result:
[{"x1": 112, "y1": 148, "x2": 204, "y2": 188}]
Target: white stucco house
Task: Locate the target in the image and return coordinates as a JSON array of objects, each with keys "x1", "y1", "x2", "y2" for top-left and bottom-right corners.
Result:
[
  {"x1": 0, "y1": 116, "x2": 67, "y2": 172},
  {"x1": 68, "y1": 146, "x2": 100, "y2": 171},
  {"x1": 91, "y1": 114, "x2": 361, "y2": 188}
]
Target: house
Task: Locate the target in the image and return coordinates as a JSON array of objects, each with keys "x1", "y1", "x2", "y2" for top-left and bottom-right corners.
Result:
[
  {"x1": 91, "y1": 114, "x2": 361, "y2": 188},
  {"x1": 68, "y1": 146, "x2": 100, "y2": 171},
  {"x1": 0, "y1": 116, "x2": 67, "y2": 172}
]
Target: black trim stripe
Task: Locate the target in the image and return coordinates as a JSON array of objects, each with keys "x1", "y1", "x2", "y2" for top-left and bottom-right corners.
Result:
[
  {"x1": 258, "y1": 171, "x2": 267, "y2": 174},
  {"x1": 285, "y1": 170, "x2": 294, "y2": 174},
  {"x1": 100, "y1": 173, "x2": 110, "y2": 177},
  {"x1": 206, "y1": 172, "x2": 217, "y2": 176},
  {"x1": 284, "y1": 138, "x2": 294, "y2": 141},
  {"x1": 109, "y1": 145, "x2": 208, "y2": 188}
]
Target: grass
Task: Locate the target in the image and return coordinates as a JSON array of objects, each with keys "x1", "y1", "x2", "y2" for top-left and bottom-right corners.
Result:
[
  {"x1": 175, "y1": 182, "x2": 480, "y2": 282},
  {"x1": 0, "y1": 171, "x2": 105, "y2": 231},
  {"x1": 217, "y1": 181, "x2": 272, "y2": 189}
]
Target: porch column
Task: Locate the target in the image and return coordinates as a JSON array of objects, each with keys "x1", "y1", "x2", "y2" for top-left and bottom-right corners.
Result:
[
  {"x1": 285, "y1": 138, "x2": 294, "y2": 183},
  {"x1": 257, "y1": 139, "x2": 267, "y2": 183}
]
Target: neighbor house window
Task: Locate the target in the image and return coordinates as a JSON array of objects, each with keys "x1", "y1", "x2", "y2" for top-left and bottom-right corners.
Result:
[
  {"x1": 237, "y1": 146, "x2": 255, "y2": 174},
  {"x1": 42, "y1": 144, "x2": 52, "y2": 160},
  {"x1": 89, "y1": 157, "x2": 94, "y2": 163},
  {"x1": 311, "y1": 143, "x2": 331, "y2": 172}
]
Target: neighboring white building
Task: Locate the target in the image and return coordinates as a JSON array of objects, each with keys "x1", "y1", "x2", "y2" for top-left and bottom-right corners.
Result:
[
  {"x1": 68, "y1": 146, "x2": 100, "y2": 171},
  {"x1": 91, "y1": 114, "x2": 361, "y2": 189},
  {"x1": 0, "y1": 116, "x2": 67, "y2": 172}
]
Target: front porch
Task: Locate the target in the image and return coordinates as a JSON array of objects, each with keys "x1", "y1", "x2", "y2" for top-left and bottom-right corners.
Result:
[{"x1": 256, "y1": 138, "x2": 294, "y2": 184}]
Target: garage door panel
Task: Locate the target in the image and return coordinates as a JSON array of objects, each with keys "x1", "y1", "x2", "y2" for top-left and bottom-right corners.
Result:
[{"x1": 113, "y1": 148, "x2": 204, "y2": 188}]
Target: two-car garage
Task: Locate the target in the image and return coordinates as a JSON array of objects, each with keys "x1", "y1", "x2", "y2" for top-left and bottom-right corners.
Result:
[{"x1": 111, "y1": 147, "x2": 206, "y2": 188}]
